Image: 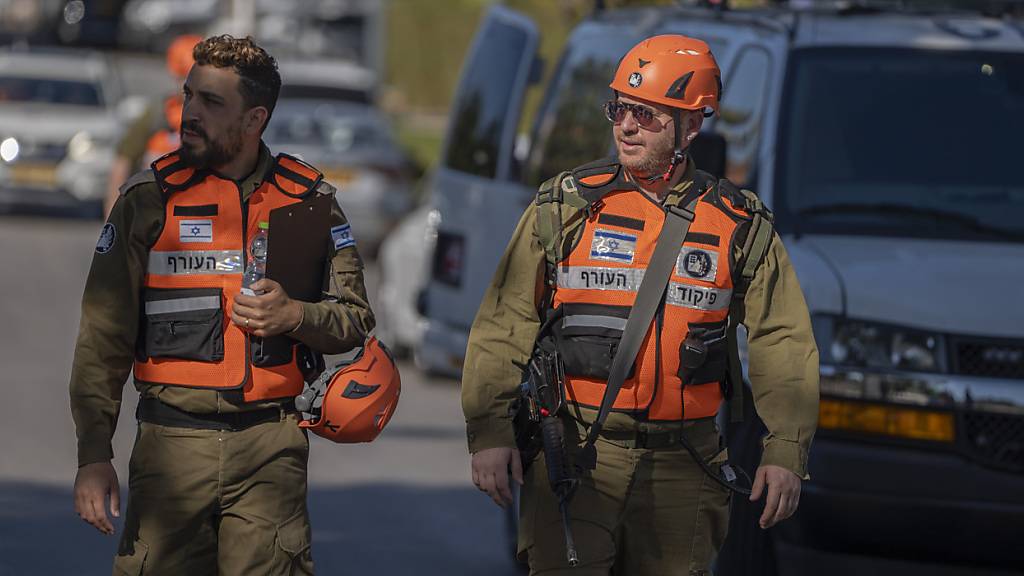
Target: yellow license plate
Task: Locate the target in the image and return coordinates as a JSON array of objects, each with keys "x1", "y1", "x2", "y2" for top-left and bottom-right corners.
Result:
[
  {"x1": 10, "y1": 163, "x2": 58, "y2": 187},
  {"x1": 322, "y1": 168, "x2": 355, "y2": 185}
]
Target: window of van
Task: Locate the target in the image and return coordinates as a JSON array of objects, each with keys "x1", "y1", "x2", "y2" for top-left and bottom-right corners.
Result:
[
  {"x1": 717, "y1": 46, "x2": 771, "y2": 187},
  {"x1": 524, "y1": 36, "x2": 637, "y2": 187},
  {"x1": 776, "y1": 48, "x2": 1024, "y2": 241},
  {"x1": 442, "y1": 22, "x2": 531, "y2": 179}
]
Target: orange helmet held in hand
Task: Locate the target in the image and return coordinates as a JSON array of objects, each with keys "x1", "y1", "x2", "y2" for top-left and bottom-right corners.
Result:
[
  {"x1": 296, "y1": 337, "x2": 401, "y2": 443},
  {"x1": 610, "y1": 34, "x2": 722, "y2": 117},
  {"x1": 166, "y1": 34, "x2": 203, "y2": 79}
]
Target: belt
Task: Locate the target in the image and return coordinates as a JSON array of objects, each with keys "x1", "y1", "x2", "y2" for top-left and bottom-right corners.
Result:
[
  {"x1": 592, "y1": 418, "x2": 718, "y2": 450},
  {"x1": 136, "y1": 396, "x2": 297, "y2": 431}
]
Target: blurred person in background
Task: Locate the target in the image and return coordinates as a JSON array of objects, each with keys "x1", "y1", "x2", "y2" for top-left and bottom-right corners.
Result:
[
  {"x1": 463, "y1": 35, "x2": 819, "y2": 575},
  {"x1": 102, "y1": 34, "x2": 201, "y2": 217},
  {"x1": 71, "y1": 34, "x2": 374, "y2": 574}
]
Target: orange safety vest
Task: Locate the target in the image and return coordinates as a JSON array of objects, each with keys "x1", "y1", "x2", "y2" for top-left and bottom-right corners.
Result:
[
  {"x1": 143, "y1": 96, "x2": 184, "y2": 166},
  {"x1": 133, "y1": 150, "x2": 326, "y2": 402},
  {"x1": 548, "y1": 163, "x2": 751, "y2": 422}
]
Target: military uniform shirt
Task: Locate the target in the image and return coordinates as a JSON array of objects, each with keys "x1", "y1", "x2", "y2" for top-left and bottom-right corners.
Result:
[
  {"x1": 462, "y1": 164, "x2": 819, "y2": 478},
  {"x1": 70, "y1": 143, "x2": 375, "y2": 467}
]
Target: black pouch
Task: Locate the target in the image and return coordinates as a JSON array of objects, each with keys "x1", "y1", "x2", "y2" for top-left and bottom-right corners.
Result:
[
  {"x1": 550, "y1": 303, "x2": 635, "y2": 381},
  {"x1": 251, "y1": 334, "x2": 296, "y2": 367},
  {"x1": 140, "y1": 287, "x2": 224, "y2": 362},
  {"x1": 678, "y1": 320, "x2": 728, "y2": 384}
]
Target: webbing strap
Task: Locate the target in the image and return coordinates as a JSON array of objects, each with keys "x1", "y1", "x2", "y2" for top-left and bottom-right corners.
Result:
[
  {"x1": 537, "y1": 173, "x2": 592, "y2": 281},
  {"x1": 727, "y1": 196, "x2": 774, "y2": 422},
  {"x1": 578, "y1": 194, "x2": 700, "y2": 470},
  {"x1": 726, "y1": 315, "x2": 746, "y2": 423}
]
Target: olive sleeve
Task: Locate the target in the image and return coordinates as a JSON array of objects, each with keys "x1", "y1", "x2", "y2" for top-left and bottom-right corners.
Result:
[
  {"x1": 742, "y1": 232, "x2": 820, "y2": 479},
  {"x1": 462, "y1": 203, "x2": 547, "y2": 454},
  {"x1": 288, "y1": 196, "x2": 375, "y2": 354},
  {"x1": 69, "y1": 184, "x2": 165, "y2": 467}
]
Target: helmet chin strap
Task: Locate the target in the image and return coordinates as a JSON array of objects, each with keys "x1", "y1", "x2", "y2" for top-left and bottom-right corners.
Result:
[{"x1": 642, "y1": 108, "x2": 685, "y2": 183}]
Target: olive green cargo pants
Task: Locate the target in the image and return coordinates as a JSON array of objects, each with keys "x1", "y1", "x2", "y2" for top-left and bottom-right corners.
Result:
[
  {"x1": 113, "y1": 413, "x2": 313, "y2": 575},
  {"x1": 519, "y1": 417, "x2": 730, "y2": 576}
]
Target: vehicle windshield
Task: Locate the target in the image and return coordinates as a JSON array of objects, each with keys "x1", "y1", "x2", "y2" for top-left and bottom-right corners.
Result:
[
  {"x1": 0, "y1": 76, "x2": 103, "y2": 107},
  {"x1": 524, "y1": 32, "x2": 637, "y2": 186},
  {"x1": 264, "y1": 101, "x2": 391, "y2": 153},
  {"x1": 775, "y1": 48, "x2": 1024, "y2": 241}
]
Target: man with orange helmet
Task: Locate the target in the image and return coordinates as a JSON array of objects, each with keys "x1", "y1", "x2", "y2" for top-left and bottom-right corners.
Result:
[
  {"x1": 103, "y1": 34, "x2": 202, "y2": 217},
  {"x1": 463, "y1": 35, "x2": 819, "y2": 574},
  {"x1": 71, "y1": 35, "x2": 377, "y2": 573}
]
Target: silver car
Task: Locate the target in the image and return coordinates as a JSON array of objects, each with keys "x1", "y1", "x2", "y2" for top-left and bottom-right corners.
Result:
[
  {"x1": 263, "y1": 99, "x2": 415, "y2": 254},
  {"x1": 0, "y1": 48, "x2": 119, "y2": 215}
]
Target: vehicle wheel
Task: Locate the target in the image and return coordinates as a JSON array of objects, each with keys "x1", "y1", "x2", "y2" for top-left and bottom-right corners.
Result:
[{"x1": 714, "y1": 389, "x2": 779, "y2": 576}]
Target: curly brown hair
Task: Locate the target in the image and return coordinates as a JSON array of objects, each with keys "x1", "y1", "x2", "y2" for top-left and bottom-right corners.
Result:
[{"x1": 193, "y1": 35, "x2": 281, "y2": 132}]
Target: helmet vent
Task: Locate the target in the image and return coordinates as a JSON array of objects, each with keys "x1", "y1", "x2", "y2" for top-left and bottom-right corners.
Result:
[
  {"x1": 341, "y1": 380, "x2": 380, "y2": 399},
  {"x1": 665, "y1": 71, "x2": 694, "y2": 100}
]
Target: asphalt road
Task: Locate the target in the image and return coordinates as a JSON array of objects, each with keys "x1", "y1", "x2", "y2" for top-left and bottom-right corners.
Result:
[{"x1": 0, "y1": 215, "x2": 519, "y2": 575}]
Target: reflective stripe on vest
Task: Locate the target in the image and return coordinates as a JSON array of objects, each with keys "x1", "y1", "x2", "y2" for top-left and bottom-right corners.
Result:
[
  {"x1": 552, "y1": 187, "x2": 743, "y2": 421},
  {"x1": 133, "y1": 151, "x2": 322, "y2": 402}
]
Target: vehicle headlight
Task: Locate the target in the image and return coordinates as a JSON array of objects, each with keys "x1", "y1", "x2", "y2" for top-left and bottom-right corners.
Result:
[
  {"x1": 812, "y1": 315, "x2": 947, "y2": 373},
  {"x1": 1, "y1": 137, "x2": 19, "y2": 163},
  {"x1": 67, "y1": 131, "x2": 96, "y2": 162}
]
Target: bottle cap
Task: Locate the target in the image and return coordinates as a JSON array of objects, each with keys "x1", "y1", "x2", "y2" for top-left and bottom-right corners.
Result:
[{"x1": 258, "y1": 221, "x2": 269, "y2": 230}]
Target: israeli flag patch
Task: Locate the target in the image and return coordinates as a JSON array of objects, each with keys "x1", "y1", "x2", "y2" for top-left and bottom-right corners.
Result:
[
  {"x1": 179, "y1": 219, "x2": 213, "y2": 243},
  {"x1": 590, "y1": 228, "x2": 637, "y2": 264},
  {"x1": 332, "y1": 224, "x2": 355, "y2": 250}
]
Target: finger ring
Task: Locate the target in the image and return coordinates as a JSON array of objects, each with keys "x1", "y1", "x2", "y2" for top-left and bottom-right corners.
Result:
[{"x1": 245, "y1": 318, "x2": 250, "y2": 327}]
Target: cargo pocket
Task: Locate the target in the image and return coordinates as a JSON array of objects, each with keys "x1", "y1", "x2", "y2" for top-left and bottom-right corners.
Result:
[
  {"x1": 113, "y1": 538, "x2": 149, "y2": 575},
  {"x1": 551, "y1": 303, "x2": 635, "y2": 381},
  {"x1": 141, "y1": 287, "x2": 224, "y2": 362},
  {"x1": 274, "y1": 509, "x2": 313, "y2": 575},
  {"x1": 678, "y1": 320, "x2": 728, "y2": 385}
]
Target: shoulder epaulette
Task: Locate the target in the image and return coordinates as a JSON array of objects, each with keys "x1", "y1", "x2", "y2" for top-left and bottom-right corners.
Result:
[
  {"x1": 270, "y1": 153, "x2": 324, "y2": 199},
  {"x1": 119, "y1": 168, "x2": 157, "y2": 196},
  {"x1": 150, "y1": 151, "x2": 203, "y2": 195},
  {"x1": 570, "y1": 157, "x2": 637, "y2": 203}
]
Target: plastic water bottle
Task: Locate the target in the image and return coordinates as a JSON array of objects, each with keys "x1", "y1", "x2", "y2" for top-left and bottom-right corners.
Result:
[{"x1": 241, "y1": 221, "x2": 269, "y2": 296}]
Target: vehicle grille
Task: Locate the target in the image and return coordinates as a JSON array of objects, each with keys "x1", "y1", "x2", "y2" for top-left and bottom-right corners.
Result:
[
  {"x1": 951, "y1": 337, "x2": 1024, "y2": 379},
  {"x1": 961, "y1": 410, "x2": 1024, "y2": 473}
]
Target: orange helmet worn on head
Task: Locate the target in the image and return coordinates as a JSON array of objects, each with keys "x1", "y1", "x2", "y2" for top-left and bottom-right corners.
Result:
[
  {"x1": 296, "y1": 338, "x2": 401, "y2": 443},
  {"x1": 166, "y1": 34, "x2": 202, "y2": 79},
  {"x1": 610, "y1": 35, "x2": 722, "y2": 117}
]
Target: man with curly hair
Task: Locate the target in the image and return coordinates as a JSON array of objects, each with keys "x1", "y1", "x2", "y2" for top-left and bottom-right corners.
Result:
[{"x1": 70, "y1": 35, "x2": 374, "y2": 574}]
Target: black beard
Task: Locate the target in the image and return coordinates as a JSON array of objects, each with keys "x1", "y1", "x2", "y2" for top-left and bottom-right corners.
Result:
[{"x1": 179, "y1": 123, "x2": 241, "y2": 169}]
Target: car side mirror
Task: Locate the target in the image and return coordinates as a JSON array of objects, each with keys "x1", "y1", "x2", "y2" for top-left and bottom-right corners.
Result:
[{"x1": 689, "y1": 131, "x2": 727, "y2": 179}]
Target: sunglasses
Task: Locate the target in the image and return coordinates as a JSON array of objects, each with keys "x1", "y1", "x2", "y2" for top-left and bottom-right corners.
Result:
[{"x1": 604, "y1": 100, "x2": 664, "y2": 129}]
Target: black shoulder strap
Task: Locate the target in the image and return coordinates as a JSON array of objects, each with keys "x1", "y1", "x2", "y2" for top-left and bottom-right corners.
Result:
[
  {"x1": 722, "y1": 180, "x2": 774, "y2": 423},
  {"x1": 576, "y1": 194, "x2": 701, "y2": 471}
]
